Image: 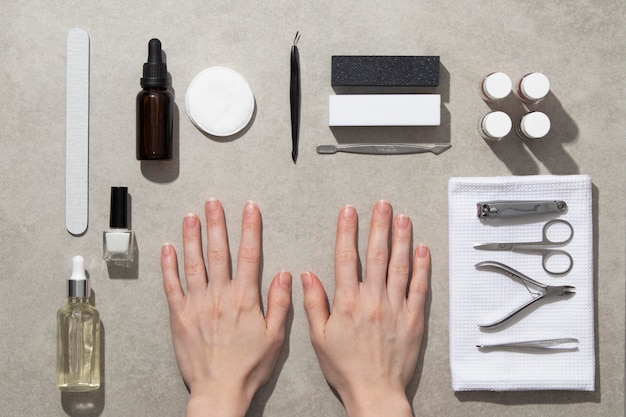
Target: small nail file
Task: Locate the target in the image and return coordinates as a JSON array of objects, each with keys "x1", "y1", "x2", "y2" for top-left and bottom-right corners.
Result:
[{"x1": 66, "y1": 28, "x2": 90, "y2": 235}]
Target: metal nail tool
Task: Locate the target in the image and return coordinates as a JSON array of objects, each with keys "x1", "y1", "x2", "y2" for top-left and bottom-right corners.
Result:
[
  {"x1": 477, "y1": 200, "x2": 567, "y2": 219},
  {"x1": 316, "y1": 143, "x2": 451, "y2": 155},
  {"x1": 474, "y1": 219, "x2": 574, "y2": 275},
  {"x1": 477, "y1": 338, "x2": 579, "y2": 352},
  {"x1": 475, "y1": 261, "x2": 575, "y2": 329}
]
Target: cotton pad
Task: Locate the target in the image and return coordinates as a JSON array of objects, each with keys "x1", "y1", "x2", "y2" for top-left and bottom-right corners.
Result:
[{"x1": 185, "y1": 66, "x2": 255, "y2": 137}]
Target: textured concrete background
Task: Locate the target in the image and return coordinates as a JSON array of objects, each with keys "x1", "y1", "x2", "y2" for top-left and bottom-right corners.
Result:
[{"x1": 0, "y1": 1, "x2": 624, "y2": 416}]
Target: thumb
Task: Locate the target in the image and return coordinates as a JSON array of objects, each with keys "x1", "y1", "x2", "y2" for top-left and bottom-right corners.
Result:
[
  {"x1": 266, "y1": 271, "x2": 292, "y2": 334},
  {"x1": 301, "y1": 272, "x2": 330, "y2": 337}
]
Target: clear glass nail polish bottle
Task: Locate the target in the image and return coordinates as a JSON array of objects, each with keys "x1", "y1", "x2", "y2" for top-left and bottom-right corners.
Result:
[
  {"x1": 103, "y1": 187, "x2": 135, "y2": 264},
  {"x1": 57, "y1": 256, "x2": 101, "y2": 392}
]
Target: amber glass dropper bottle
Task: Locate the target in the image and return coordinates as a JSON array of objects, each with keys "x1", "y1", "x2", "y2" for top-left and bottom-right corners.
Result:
[{"x1": 136, "y1": 38, "x2": 173, "y2": 160}]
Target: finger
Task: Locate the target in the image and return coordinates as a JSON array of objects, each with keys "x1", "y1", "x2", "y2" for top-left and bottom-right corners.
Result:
[
  {"x1": 387, "y1": 215, "x2": 412, "y2": 307},
  {"x1": 301, "y1": 272, "x2": 330, "y2": 340},
  {"x1": 407, "y1": 245, "x2": 430, "y2": 315},
  {"x1": 234, "y1": 202, "x2": 262, "y2": 300},
  {"x1": 161, "y1": 243, "x2": 185, "y2": 313},
  {"x1": 364, "y1": 200, "x2": 392, "y2": 291},
  {"x1": 204, "y1": 198, "x2": 231, "y2": 288},
  {"x1": 182, "y1": 213, "x2": 208, "y2": 295},
  {"x1": 333, "y1": 205, "x2": 360, "y2": 303},
  {"x1": 265, "y1": 272, "x2": 292, "y2": 337}
]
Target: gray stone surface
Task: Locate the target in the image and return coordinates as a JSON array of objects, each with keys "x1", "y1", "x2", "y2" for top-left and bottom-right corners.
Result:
[{"x1": 0, "y1": 0, "x2": 624, "y2": 416}]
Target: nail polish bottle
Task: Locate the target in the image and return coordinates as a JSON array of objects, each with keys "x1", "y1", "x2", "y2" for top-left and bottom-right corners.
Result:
[
  {"x1": 517, "y1": 111, "x2": 551, "y2": 140},
  {"x1": 136, "y1": 38, "x2": 173, "y2": 160},
  {"x1": 479, "y1": 111, "x2": 512, "y2": 141},
  {"x1": 103, "y1": 187, "x2": 135, "y2": 264},
  {"x1": 480, "y1": 72, "x2": 512, "y2": 102},
  {"x1": 57, "y1": 256, "x2": 101, "y2": 392},
  {"x1": 517, "y1": 72, "x2": 550, "y2": 103}
]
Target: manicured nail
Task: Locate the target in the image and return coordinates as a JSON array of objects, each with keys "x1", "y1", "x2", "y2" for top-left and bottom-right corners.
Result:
[
  {"x1": 162, "y1": 243, "x2": 172, "y2": 256},
  {"x1": 205, "y1": 198, "x2": 219, "y2": 212},
  {"x1": 301, "y1": 272, "x2": 314, "y2": 289},
  {"x1": 417, "y1": 244, "x2": 429, "y2": 258},
  {"x1": 342, "y1": 205, "x2": 356, "y2": 219},
  {"x1": 396, "y1": 214, "x2": 410, "y2": 228},
  {"x1": 278, "y1": 271, "x2": 292, "y2": 290},
  {"x1": 376, "y1": 200, "x2": 391, "y2": 214},
  {"x1": 184, "y1": 214, "x2": 198, "y2": 227}
]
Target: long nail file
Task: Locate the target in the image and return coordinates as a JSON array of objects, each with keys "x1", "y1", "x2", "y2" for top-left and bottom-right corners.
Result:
[{"x1": 66, "y1": 28, "x2": 90, "y2": 235}]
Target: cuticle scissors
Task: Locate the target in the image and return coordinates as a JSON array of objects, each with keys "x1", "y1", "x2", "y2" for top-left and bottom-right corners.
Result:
[
  {"x1": 475, "y1": 261, "x2": 575, "y2": 329},
  {"x1": 474, "y1": 219, "x2": 574, "y2": 275}
]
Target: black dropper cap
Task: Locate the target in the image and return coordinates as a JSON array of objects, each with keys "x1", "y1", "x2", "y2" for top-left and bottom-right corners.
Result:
[
  {"x1": 110, "y1": 187, "x2": 128, "y2": 229},
  {"x1": 141, "y1": 38, "x2": 168, "y2": 89}
]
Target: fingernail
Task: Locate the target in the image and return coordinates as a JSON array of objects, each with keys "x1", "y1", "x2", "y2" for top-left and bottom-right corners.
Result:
[
  {"x1": 206, "y1": 198, "x2": 219, "y2": 212},
  {"x1": 184, "y1": 214, "x2": 198, "y2": 227},
  {"x1": 417, "y1": 245, "x2": 429, "y2": 258},
  {"x1": 162, "y1": 243, "x2": 172, "y2": 256},
  {"x1": 342, "y1": 205, "x2": 356, "y2": 219},
  {"x1": 396, "y1": 214, "x2": 410, "y2": 228},
  {"x1": 301, "y1": 272, "x2": 314, "y2": 289},
  {"x1": 376, "y1": 200, "x2": 391, "y2": 214},
  {"x1": 245, "y1": 200, "x2": 257, "y2": 215},
  {"x1": 278, "y1": 271, "x2": 292, "y2": 290}
]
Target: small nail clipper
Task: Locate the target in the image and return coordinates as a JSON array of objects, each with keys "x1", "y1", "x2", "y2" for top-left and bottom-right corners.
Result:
[
  {"x1": 477, "y1": 200, "x2": 567, "y2": 219},
  {"x1": 476, "y1": 261, "x2": 575, "y2": 329}
]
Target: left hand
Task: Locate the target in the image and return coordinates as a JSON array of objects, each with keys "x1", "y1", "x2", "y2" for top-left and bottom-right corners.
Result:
[{"x1": 160, "y1": 199, "x2": 292, "y2": 417}]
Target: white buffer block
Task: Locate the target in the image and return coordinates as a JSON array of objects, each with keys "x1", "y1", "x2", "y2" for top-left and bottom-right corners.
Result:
[{"x1": 329, "y1": 94, "x2": 441, "y2": 126}]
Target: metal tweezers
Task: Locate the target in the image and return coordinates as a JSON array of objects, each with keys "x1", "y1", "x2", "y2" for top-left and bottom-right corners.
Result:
[
  {"x1": 477, "y1": 338, "x2": 579, "y2": 352},
  {"x1": 476, "y1": 261, "x2": 575, "y2": 329}
]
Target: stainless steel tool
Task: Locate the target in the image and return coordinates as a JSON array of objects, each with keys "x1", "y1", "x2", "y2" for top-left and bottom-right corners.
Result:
[
  {"x1": 477, "y1": 338, "x2": 579, "y2": 352},
  {"x1": 475, "y1": 261, "x2": 575, "y2": 329},
  {"x1": 477, "y1": 200, "x2": 567, "y2": 219},
  {"x1": 474, "y1": 219, "x2": 574, "y2": 275},
  {"x1": 316, "y1": 143, "x2": 451, "y2": 155}
]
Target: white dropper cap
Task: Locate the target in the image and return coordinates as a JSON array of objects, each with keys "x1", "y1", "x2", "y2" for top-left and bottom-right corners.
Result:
[
  {"x1": 68, "y1": 255, "x2": 89, "y2": 298},
  {"x1": 482, "y1": 72, "x2": 512, "y2": 101},
  {"x1": 519, "y1": 111, "x2": 551, "y2": 139},
  {"x1": 481, "y1": 111, "x2": 512, "y2": 139},
  {"x1": 519, "y1": 73, "x2": 550, "y2": 102}
]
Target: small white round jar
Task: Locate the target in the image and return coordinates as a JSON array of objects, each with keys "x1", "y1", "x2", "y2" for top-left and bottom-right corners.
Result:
[
  {"x1": 479, "y1": 111, "x2": 512, "y2": 141},
  {"x1": 518, "y1": 72, "x2": 550, "y2": 103},
  {"x1": 480, "y1": 72, "x2": 512, "y2": 102},
  {"x1": 517, "y1": 111, "x2": 551, "y2": 140}
]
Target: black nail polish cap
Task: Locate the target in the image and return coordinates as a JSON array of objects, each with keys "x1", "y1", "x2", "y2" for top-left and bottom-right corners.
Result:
[{"x1": 110, "y1": 187, "x2": 128, "y2": 229}]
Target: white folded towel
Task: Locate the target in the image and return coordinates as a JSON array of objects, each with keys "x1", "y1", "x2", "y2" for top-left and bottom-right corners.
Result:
[{"x1": 448, "y1": 175, "x2": 595, "y2": 391}]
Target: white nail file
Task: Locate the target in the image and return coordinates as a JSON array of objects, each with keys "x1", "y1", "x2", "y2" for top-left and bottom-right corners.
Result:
[
  {"x1": 66, "y1": 28, "x2": 90, "y2": 235},
  {"x1": 329, "y1": 94, "x2": 441, "y2": 126}
]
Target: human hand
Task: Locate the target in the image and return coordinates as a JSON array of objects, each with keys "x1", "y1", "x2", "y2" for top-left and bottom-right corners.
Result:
[
  {"x1": 301, "y1": 201, "x2": 430, "y2": 417},
  {"x1": 161, "y1": 199, "x2": 292, "y2": 417}
]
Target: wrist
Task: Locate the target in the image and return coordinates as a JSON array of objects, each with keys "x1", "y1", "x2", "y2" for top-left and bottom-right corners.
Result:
[
  {"x1": 186, "y1": 390, "x2": 251, "y2": 417},
  {"x1": 340, "y1": 386, "x2": 412, "y2": 417}
]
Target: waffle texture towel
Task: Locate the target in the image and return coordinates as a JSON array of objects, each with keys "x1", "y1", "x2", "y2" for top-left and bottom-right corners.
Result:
[{"x1": 448, "y1": 175, "x2": 595, "y2": 391}]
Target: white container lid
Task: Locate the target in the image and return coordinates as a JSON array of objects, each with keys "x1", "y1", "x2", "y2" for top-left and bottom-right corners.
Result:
[
  {"x1": 520, "y1": 111, "x2": 551, "y2": 139},
  {"x1": 186, "y1": 66, "x2": 255, "y2": 137},
  {"x1": 520, "y1": 72, "x2": 550, "y2": 101},
  {"x1": 482, "y1": 72, "x2": 512, "y2": 100},
  {"x1": 481, "y1": 111, "x2": 512, "y2": 139}
]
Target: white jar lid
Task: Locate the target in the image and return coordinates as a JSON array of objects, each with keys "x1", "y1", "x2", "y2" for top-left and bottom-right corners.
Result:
[
  {"x1": 482, "y1": 72, "x2": 512, "y2": 100},
  {"x1": 186, "y1": 66, "x2": 255, "y2": 137},
  {"x1": 520, "y1": 72, "x2": 550, "y2": 101},
  {"x1": 481, "y1": 111, "x2": 512, "y2": 138},
  {"x1": 520, "y1": 111, "x2": 551, "y2": 139}
]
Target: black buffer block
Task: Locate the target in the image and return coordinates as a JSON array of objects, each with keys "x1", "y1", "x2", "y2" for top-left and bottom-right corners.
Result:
[{"x1": 331, "y1": 55, "x2": 440, "y2": 87}]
